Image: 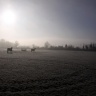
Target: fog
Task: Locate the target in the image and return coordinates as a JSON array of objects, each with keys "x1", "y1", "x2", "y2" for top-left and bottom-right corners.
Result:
[{"x1": 0, "y1": 0, "x2": 96, "y2": 46}]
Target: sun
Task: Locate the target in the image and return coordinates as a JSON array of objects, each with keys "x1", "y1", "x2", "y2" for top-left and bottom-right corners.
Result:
[{"x1": 1, "y1": 9, "x2": 16, "y2": 25}]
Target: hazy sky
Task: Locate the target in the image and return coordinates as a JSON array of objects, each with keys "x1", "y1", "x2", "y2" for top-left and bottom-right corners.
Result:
[{"x1": 0, "y1": 0, "x2": 96, "y2": 46}]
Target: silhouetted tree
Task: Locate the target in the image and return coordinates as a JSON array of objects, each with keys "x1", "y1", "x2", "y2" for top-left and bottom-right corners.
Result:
[
  {"x1": 65, "y1": 44, "x2": 67, "y2": 49},
  {"x1": 44, "y1": 41, "x2": 51, "y2": 48},
  {"x1": 85, "y1": 45, "x2": 88, "y2": 50},
  {"x1": 83, "y1": 45, "x2": 85, "y2": 50},
  {"x1": 14, "y1": 41, "x2": 19, "y2": 48},
  {"x1": 89, "y1": 43, "x2": 93, "y2": 49}
]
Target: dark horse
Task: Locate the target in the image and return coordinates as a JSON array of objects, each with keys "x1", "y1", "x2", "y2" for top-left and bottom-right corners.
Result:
[
  {"x1": 31, "y1": 48, "x2": 36, "y2": 52},
  {"x1": 7, "y1": 47, "x2": 13, "y2": 54}
]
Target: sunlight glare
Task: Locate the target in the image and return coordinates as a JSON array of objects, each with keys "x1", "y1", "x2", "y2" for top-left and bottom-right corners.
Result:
[{"x1": 1, "y1": 9, "x2": 16, "y2": 25}]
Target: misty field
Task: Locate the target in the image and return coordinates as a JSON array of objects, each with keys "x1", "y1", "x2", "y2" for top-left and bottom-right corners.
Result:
[{"x1": 0, "y1": 50, "x2": 96, "y2": 96}]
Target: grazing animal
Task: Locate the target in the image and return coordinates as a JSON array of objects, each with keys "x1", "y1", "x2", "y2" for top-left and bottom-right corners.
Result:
[
  {"x1": 31, "y1": 48, "x2": 36, "y2": 52},
  {"x1": 7, "y1": 47, "x2": 13, "y2": 54},
  {"x1": 21, "y1": 49, "x2": 27, "y2": 51}
]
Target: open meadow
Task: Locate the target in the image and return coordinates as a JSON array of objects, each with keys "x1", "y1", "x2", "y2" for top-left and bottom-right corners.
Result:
[{"x1": 0, "y1": 49, "x2": 96, "y2": 96}]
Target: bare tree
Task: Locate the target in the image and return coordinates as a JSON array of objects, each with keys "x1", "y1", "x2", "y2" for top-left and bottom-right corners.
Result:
[
  {"x1": 14, "y1": 41, "x2": 19, "y2": 48},
  {"x1": 44, "y1": 41, "x2": 51, "y2": 48},
  {"x1": 65, "y1": 44, "x2": 68, "y2": 49}
]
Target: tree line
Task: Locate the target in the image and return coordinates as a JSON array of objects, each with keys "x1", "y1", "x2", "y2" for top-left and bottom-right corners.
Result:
[
  {"x1": 0, "y1": 39, "x2": 96, "y2": 51},
  {"x1": 43, "y1": 41, "x2": 96, "y2": 51},
  {"x1": 0, "y1": 39, "x2": 19, "y2": 49}
]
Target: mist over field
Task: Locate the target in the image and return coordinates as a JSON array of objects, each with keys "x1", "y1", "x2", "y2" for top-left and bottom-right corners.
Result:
[{"x1": 0, "y1": 0, "x2": 96, "y2": 96}]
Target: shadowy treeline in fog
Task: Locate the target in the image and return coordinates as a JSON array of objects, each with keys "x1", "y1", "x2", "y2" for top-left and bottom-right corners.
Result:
[
  {"x1": 42, "y1": 41, "x2": 96, "y2": 51},
  {"x1": 48, "y1": 44, "x2": 96, "y2": 51},
  {"x1": 82, "y1": 43, "x2": 96, "y2": 51},
  {"x1": 0, "y1": 39, "x2": 19, "y2": 49},
  {"x1": 0, "y1": 39, "x2": 96, "y2": 51}
]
